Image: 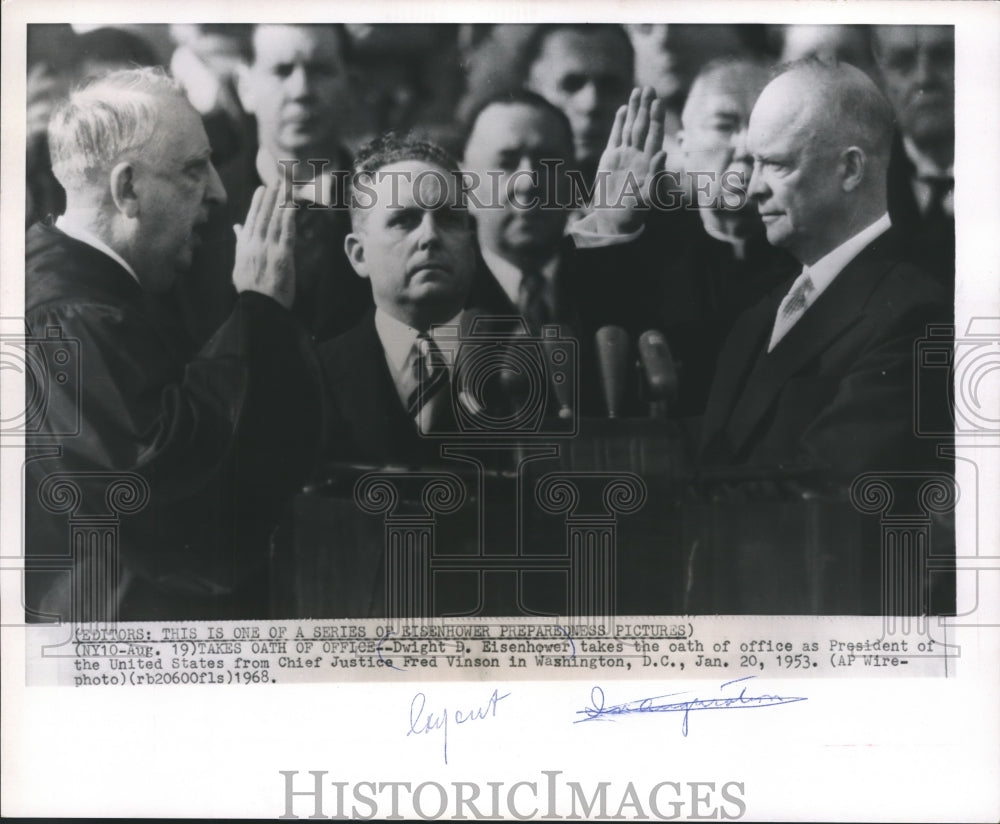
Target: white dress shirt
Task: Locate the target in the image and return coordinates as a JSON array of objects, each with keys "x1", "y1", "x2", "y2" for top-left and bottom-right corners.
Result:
[
  {"x1": 768, "y1": 212, "x2": 892, "y2": 351},
  {"x1": 374, "y1": 308, "x2": 463, "y2": 411},
  {"x1": 55, "y1": 215, "x2": 140, "y2": 284}
]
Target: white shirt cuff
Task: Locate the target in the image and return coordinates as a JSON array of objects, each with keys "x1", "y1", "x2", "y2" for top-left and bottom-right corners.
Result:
[{"x1": 569, "y1": 213, "x2": 646, "y2": 249}]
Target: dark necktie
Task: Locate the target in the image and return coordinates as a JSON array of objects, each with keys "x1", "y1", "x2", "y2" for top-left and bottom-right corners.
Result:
[
  {"x1": 920, "y1": 175, "x2": 953, "y2": 222},
  {"x1": 518, "y1": 268, "x2": 552, "y2": 333}
]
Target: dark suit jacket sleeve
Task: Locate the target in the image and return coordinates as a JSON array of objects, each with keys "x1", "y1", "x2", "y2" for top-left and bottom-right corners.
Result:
[{"x1": 29, "y1": 290, "x2": 323, "y2": 599}]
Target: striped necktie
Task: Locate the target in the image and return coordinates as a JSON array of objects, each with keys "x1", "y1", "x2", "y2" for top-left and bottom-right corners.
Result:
[
  {"x1": 768, "y1": 269, "x2": 816, "y2": 352},
  {"x1": 406, "y1": 333, "x2": 450, "y2": 427}
]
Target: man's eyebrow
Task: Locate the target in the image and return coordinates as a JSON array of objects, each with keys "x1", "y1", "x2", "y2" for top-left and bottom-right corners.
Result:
[{"x1": 185, "y1": 149, "x2": 212, "y2": 165}]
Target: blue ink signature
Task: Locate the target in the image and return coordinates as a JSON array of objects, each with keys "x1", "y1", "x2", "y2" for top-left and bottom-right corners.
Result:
[
  {"x1": 575, "y1": 677, "x2": 806, "y2": 736},
  {"x1": 376, "y1": 629, "x2": 403, "y2": 671},
  {"x1": 408, "y1": 688, "x2": 511, "y2": 764}
]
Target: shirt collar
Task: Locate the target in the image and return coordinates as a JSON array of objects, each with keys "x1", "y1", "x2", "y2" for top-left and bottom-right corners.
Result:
[
  {"x1": 803, "y1": 213, "x2": 892, "y2": 302},
  {"x1": 902, "y1": 136, "x2": 953, "y2": 179},
  {"x1": 699, "y1": 214, "x2": 749, "y2": 259},
  {"x1": 480, "y1": 246, "x2": 559, "y2": 307},
  {"x1": 54, "y1": 215, "x2": 141, "y2": 284},
  {"x1": 374, "y1": 308, "x2": 464, "y2": 376}
]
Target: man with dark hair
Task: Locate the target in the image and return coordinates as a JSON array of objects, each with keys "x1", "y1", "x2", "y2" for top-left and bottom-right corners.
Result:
[
  {"x1": 461, "y1": 90, "x2": 575, "y2": 325},
  {"x1": 523, "y1": 24, "x2": 634, "y2": 181},
  {"x1": 320, "y1": 133, "x2": 475, "y2": 465},
  {"x1": 177, "y1": 23, "x2": 372, "y2": 346},
  {"x1": 26, "y1": 68, "x2": 322, "y2": 621}
]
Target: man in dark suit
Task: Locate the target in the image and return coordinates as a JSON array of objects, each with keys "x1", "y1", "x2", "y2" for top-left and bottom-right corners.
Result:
[
  {"x1": 176, "y1": 23, "x2": 372, "y2": 346},
  {"x1": 25, "y1": 68, "x2": 323, "y2": 621},
  {"x1": 462, "y1": 91, "x2": 576, "y2": 327},
  {"x1": 320, "y1": 134, "x2": 476, "y2": 466},
  {"x1": 873, "y1": 25, "x2": 955, "y2": 289},
  {"x1": 461, "y1": 90, "x2": 614, "y2": 414},
  {"x1": 698, "y1": 59, "x2": 951, "y2": 477}
]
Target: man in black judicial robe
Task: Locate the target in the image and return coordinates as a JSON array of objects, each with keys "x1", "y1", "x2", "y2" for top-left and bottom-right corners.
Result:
[{"x1": 25, "y1": 69, "x2": 322, "y2": 621}]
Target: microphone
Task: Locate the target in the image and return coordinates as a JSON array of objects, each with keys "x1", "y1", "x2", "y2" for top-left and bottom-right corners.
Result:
[
  {"x1": 595, "y1": 325, "x2": 630, "y2": 419},
  {"x1": 638, "y1": 330, "x2": 678, "y2": 417}
]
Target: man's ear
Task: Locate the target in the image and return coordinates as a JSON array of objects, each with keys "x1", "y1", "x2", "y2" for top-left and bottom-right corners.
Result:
[
  {"x1": 234, "y1": 62, "x2": 257, "y2": 116},
  {"x1": 109, "y1": 162, "x2": 140, "y2": 218},
  {"x1": 344, "y1": 232, "x2": 370, "y2": 279},
  {"x1": 841, "y1": 146, "x2": 866, "y2": 192}
]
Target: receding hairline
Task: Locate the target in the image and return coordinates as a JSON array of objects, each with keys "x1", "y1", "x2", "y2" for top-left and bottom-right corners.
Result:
[{"x1": 756, "y1": 61, "x2": 894, "y2": 157}]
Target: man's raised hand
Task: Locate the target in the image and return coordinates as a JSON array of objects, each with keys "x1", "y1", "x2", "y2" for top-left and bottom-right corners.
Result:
[
  {"x1": 591, "y1": 86, "x2": 667, "y2": 235},
  {"x1": 232, "y1": 184, "x2": 296, "y2": 310}
]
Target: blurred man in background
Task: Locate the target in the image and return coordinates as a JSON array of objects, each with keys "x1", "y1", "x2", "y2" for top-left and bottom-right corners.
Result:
[
  {"x1": 180, "y1": 23, "x2": 372, "y2": 346},
  {"x1": 874, "y1": 25, "x2": 955, "y2": 288},
  {"x1": 523, "y1": 24, "x2": 634, "y2": 184}
]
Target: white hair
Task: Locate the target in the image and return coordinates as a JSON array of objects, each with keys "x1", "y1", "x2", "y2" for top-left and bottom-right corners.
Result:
[{"x1": 47, "y1": 67, "x2": 189, "y2": 191}]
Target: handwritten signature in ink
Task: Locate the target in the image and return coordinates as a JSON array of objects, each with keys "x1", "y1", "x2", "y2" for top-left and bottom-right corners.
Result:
[
  {"x1": 575, "y1": 677, "x2": 806, "y2": 736},
  {"x1": 408, "y1": 688, "x2": 511, "y2": 764}
]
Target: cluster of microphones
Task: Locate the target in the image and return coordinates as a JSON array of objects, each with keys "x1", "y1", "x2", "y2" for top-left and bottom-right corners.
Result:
[{"x1": 595, "y1": 326, "x2": 679, "y2": 420}]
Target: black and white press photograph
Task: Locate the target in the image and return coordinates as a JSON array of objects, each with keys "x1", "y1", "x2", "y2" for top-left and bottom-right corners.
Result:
[
  {"x1": 3, "y1": 3, "x2": 999, "y2": 822},
  {"x1": 17, "y1": 17, "x2": 966, "y2": 622}
]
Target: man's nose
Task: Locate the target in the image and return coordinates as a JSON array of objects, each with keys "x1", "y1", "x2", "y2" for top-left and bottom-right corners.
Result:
[
  {"x1": 284, "y1": 64, "x2": 312, "y2": 98},
  {"x1": 416, "y1": 210, "x2": 442, "y2": 247},
  {"x1": 573, "y1": 81, "x2": 599, "y2": 114},
  {"x1": 205, "y1": 161, "x2": 227, "y2": 207},
  {"x1": 510, "y1": 158, "x2": 539, "y2": 199}
]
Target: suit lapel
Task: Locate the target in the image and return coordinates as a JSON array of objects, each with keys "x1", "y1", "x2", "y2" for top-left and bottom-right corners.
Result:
[
  {"x1": 466, "y1": 252, "x2": 516, "y2": 315},
  {"x1": 724, "y1": 234, "x2": 898, "y2": 457},
  {"x1": 333, "y1": 313, "x2": 416, "y2": 458}
]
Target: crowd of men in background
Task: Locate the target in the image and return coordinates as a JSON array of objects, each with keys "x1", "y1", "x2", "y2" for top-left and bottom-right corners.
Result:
[{"x1": 23, "y1": 23, "x2": 955, "y2": 620}]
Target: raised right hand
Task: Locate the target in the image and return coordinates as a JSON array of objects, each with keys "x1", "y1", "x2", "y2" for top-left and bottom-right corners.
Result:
[
  {"x1": 590, "y1": 86, "x2": 668, "y2": 236},
  {"x1": 232, "y1": 184, "x2": 296, "y2": 310}
]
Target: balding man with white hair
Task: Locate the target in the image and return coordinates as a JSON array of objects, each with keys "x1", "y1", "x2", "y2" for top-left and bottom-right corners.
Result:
[
  {"x1": 698, "y1": 59, "x2": 950, "y2": 475},
  {"x1": 25, "y1": 68, "x2": 323, "y2": 621}
]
